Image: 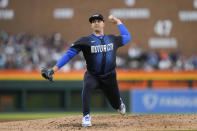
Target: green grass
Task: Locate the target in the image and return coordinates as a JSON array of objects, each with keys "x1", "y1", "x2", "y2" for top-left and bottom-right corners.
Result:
[{"x1": 0, "y1": 112, "x2": 116, "y2": 120}]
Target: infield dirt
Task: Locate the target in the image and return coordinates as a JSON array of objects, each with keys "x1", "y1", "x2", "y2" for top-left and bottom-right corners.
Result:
[{"x1": 0, "y1": 114, "x2": 197, "y2": 131}]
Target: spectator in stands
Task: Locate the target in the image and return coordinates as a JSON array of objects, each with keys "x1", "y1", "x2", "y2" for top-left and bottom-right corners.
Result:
[
  {"x1": 171, "y1": 51, "x2": 184, "y2": 71},
  {"x1": 1, "y1": 31, "x2": 197, "y2": 71},
  {"x1": 193, "y1": 56, "x2": 197, "y2": 69},
  {"x1": 158, "y1": 51, "x2": 171, "y2": 70},
  {"x1": 184, "y1": 56, "x2": 195, "y2": 70},
  {"x1": 128, "y1": 42, "x2": 143, "y2": 69},
  {"x1": 0, "y1": 44, "x2": 6, "y2": 68},
  {"x1": 144, "y1": 51, "x2": 159, "y2": 70},
  {"x1": 116, "y1": 55, "x2": 127, "y2": 69}
]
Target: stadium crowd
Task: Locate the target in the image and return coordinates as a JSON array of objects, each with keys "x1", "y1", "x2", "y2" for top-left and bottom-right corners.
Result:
[{"x1": 0, "y1": 31, "x2": 197, "y2": 71}]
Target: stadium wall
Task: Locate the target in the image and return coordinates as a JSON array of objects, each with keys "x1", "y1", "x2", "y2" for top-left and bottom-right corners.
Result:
[
  {"x1": 0, "y1": 0, "x2": 197, "y2": 56},
  {"x1": 0, "y1": 70, "x2": 197, "y2": 112}
]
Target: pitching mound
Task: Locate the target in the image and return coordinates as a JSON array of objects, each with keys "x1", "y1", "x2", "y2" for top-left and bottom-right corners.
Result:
[{"x1": 0, "y1": 114, "x2": 197, "y2": 131}]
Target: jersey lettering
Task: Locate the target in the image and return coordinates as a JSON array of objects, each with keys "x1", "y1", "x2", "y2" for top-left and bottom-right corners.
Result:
[{"x1": 91, "y1": 43, "x2": 113, "y2": 53}]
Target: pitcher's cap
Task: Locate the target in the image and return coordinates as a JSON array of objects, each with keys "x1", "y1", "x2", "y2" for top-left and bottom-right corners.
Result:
[{"x1": 89, "y1": 14, "x2": 104, "y2": 23}]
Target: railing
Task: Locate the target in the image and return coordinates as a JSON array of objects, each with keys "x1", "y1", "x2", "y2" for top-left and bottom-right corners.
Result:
[{"x1": 0, "y1": 69, "x2": 197, "y2": 89}]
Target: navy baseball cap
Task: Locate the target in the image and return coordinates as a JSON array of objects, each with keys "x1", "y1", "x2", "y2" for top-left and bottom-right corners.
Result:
[{"x1": 89, "y1": 14, "x2": 104, "y2": 23}]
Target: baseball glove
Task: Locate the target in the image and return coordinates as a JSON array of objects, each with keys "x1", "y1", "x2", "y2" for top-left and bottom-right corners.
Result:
[{"x1": 41, "y1": 67, "x2": 54, "y2": 82}]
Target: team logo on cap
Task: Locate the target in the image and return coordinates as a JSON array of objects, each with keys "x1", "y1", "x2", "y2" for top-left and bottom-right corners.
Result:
[{"x1": 93, "y1": 14, "x2": 99, "y2": 17}]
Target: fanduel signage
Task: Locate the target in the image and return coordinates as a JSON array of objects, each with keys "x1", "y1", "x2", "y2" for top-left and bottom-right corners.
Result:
[{"x1": 131, "y1": 90, "x2": 197, "y2": 113}]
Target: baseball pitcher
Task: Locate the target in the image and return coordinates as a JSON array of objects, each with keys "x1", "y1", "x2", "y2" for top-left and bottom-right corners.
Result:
[{"x1": 41, "y1": 13, "x2": 131, "y2": 127}]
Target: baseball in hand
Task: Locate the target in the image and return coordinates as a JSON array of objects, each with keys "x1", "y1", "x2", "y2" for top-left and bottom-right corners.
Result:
[
  {"x1": 108, "y1": 15, "x2": 121, "y2": 25},
  {"x1": 108, "y1": 15, "x2": 114, "y2": 20}
]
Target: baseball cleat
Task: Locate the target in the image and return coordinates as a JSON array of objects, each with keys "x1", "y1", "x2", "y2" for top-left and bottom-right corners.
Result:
[
  {"x1": 82, "y1": 114, "x2": 92, "y2": 127},
  {"x1": 118, "y1": 98, "x2": 126, "y2": 115}
]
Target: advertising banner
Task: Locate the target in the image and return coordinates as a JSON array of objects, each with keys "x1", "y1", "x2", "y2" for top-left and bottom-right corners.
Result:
[{"x1": 131, "y1": 89, "x2": 197, "y2": 113}]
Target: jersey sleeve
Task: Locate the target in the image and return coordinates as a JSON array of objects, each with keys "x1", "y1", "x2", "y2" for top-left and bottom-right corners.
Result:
[
  {"x1": 118, "y1": 24, "x2": 131, "y2": 47},
  {"x1": 56, "y1": 48, "x2": 78, "y2": 69},
  {"x1": 55, "y1": 37, "x2": 87, "y2": 69}
]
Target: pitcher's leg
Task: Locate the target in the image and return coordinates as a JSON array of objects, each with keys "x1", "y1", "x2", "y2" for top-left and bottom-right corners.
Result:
[
  {"x1": 100, "y1": 74, "x2": 126, "y2": 115},
  {"x1": 82, "y1": 71, "x2": 99, "y2": 116},
  {"x1": 100, "y1": 73, "x2": 121, "y2": 110}
]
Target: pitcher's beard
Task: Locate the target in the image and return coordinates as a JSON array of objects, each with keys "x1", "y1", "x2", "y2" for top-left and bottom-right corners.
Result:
[
  {"x1": 94, "y1": 29, "x2": 101, "y2": 33},
  {"x1": 94, "y1": 29, "x2": 103, "y2": 35}
]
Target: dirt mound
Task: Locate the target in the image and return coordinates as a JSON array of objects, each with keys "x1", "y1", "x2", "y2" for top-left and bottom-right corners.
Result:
[{"x1": 0, "y1": 114, "x2": 197, "y2": 131}]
